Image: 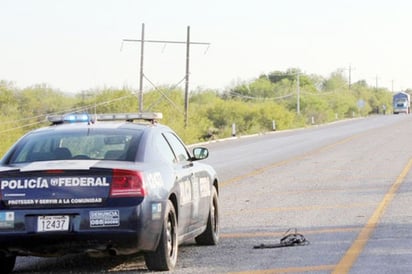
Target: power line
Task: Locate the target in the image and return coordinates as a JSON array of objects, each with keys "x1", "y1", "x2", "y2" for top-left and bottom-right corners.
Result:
[
  {"x1": 0, "y1": 94, "x2": 136, "y2": 134},
  {"x1": 229, "y1": 91, "x2": 295, "y2": 101}
]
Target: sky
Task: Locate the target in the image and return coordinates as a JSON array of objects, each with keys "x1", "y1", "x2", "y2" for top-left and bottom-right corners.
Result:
[{"x1": 1, "y1": 0, "x2": 412, "y2": 94}]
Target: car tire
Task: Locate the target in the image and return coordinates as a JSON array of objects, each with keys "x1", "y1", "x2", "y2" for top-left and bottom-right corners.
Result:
[
  {"x1": 144, "y1": 200, "x2": 178, "y2": 271},
  {"x1": 195, "y1": 186, "x2": 219, "y2": 245},
  {"x1": 0, "y1": 255, "x2": 16, "y2": 274}
]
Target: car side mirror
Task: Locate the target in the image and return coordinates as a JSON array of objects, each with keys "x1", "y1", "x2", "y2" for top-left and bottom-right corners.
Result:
[{"x1": 192, "y1": 147, "x2": 209, "y2": 160}]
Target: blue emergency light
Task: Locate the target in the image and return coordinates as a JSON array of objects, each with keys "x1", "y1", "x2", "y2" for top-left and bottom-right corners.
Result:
[
  {"x1": 63, "y1": 114, "x2": 90, "y2": 123},
  {"x1": 47, "y1": 113, "x2": 91, "y2": 124}
]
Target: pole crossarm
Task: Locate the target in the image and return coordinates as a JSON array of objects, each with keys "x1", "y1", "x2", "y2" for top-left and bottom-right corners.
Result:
[{"x1": 123, "y1": 39, "x2": 210, "y2": 46}]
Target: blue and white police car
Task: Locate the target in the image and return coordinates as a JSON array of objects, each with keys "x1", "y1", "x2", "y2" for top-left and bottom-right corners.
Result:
[{"x1": 0, "y1": 113, "x2": 219, "y2": 273}]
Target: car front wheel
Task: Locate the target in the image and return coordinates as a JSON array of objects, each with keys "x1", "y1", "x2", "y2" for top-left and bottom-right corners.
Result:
[
  {"x1": 195, "y1": 186, "x2": 219, "y2": 245},
  {"x1": 144, "y1": 200, "x2": 178, "y2": 271}
]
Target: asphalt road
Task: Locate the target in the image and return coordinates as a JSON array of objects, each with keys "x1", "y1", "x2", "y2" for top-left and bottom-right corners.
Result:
[{"x1": 14, "y1": 114, "x2": 412, "y2": 273}]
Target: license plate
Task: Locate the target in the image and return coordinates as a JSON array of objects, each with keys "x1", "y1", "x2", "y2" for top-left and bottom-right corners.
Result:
[{"x1": 37, "y1": 215, "x2": 70, "y2": 232}]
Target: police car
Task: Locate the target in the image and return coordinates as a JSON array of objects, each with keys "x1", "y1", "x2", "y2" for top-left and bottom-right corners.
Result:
[{"x1": 0, "y1": 113, "x2": 219, "y2": 273}]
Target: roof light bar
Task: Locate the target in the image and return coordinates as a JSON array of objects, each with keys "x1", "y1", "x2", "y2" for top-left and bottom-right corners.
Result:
[
  {"x1": 95, "y1": 112, "x2": 163, "y2": 121},
  {"x1": 47, "y1": 112, "x2": 162, "y2": 125}
]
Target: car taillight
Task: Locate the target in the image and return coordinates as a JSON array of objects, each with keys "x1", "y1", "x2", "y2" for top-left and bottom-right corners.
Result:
[{"x1": 110, "y1": 169, "x2": 145, "y2": 198}]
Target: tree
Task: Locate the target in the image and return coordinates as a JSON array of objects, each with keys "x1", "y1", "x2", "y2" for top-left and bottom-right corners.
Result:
[{"x1": 322, "y1": 70, "x2": 348, "y2": 92}]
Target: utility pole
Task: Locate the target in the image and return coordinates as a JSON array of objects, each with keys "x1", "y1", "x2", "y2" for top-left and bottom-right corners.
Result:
[
  {"x1": 348, "y1": 64, "x2": 355, "y2": 90},
  {"x1": 184, "y1": 26, "x2": 190, "y2": 128},
  {"x1": 138, "y1": 23, "x2": 145, "y2": 112},
  {"x1": 122, "y1": 23, "x2": 210, "y2": 127},
  {"x1": 297, "y1": 72, "x2": 300, "y2": 115}
]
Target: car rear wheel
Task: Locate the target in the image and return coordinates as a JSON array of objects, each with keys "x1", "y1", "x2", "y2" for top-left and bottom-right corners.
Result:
[
  {"x1": 0, "y1": 255, "x2": 16, "y2": 274},
  {"x1": 144, "y1": 200, "x2": 178, "y2": 271},
  {"x1": 195, "y1": 186, "x2": 219, "y2": 245}
]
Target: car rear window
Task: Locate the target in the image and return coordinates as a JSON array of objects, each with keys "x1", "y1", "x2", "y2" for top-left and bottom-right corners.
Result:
[{"x1": 8, "y1": 128, "x2": 144, "y2": 164}]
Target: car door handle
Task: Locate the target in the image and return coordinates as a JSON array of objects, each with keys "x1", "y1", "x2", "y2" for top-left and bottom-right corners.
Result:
[{"x1": 183, "y1": 162, "x2": 194, "y2": 168}]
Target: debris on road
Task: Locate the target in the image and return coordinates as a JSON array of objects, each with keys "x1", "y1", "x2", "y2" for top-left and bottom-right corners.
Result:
[{"x1": 253, "y1": 228, "x2": 309, "y2": 249}]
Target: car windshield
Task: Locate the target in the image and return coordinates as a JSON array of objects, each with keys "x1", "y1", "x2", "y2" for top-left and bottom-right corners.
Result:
[{"x1": 8, "y1": 128, "x2": 144, "y2": 164}]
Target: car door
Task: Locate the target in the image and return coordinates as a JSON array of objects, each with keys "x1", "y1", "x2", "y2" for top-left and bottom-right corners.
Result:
[
  {"x1": 162, "y1": 132, "x2": 202, "y2": 231},
  {"x1": 190, "y1": 161, "x2": 212, "y2": 227}
]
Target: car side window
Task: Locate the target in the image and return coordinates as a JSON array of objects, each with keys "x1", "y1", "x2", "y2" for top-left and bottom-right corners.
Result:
[
  {"x1": 155, "y1": 134, "x2": 177, "y2": 164},
  {"x1": 163, "y1": 132, "x2": 190, "y2": 162}
]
